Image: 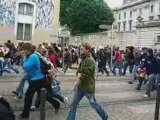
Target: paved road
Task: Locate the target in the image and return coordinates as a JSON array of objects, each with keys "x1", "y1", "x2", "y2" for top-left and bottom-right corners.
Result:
[{"x1": 0, "y1": 69, "x2": 157, "y2": 120}]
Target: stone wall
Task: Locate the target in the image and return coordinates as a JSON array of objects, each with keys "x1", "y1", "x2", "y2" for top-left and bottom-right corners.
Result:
[
  {"x1": 69, "y1": 32, "x2": 132, "y2": 49},
  {"x1": 136, "y1": 27, "x2": 160, "y2": 49}
]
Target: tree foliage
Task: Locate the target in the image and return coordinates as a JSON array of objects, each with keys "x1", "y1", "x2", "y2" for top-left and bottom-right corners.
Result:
[{"x1": 60, "y1": 0, "x2": 114, "y2": 35}]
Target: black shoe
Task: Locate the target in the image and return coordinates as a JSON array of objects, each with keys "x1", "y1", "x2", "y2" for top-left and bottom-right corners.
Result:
[
  {"x1": 106, "y1": 73, "x2": 109, "y2": 76},
  {"x1": 17, "y1": 114, "x2": 29, "y2": 119},
  {"x1": 12, "y1": 91, "x2": 18, "y2": 96},
  {"x1": 128, "y1": 81, "x2": 133, "y2": 84},
  {"x1": 136, "y1": 87, "x2": 140, "y2": 91},
  {"x1": 55, "y1": 108, "x2": 59, "y2": 114},
  {"x1": 122, "y1": 73, "x2": 126, "y2": 76}
]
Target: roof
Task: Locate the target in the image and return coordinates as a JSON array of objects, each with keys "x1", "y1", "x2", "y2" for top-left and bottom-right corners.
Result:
[{"x1": 114, "y1": 0, "x2": 149, "y2": 11}]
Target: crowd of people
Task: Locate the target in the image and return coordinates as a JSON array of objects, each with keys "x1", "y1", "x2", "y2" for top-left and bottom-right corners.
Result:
[{"x1": 0, "y1": 40, "x2": 160, "y2": 119}]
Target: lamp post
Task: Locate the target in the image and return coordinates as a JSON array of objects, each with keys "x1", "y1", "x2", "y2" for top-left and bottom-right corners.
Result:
[
  {"x1": 58, "y1": 25, "x2": 71, "y2": 68},
  {"x1": 99, "y1": 24, "x2": 115, "y2": 69}
]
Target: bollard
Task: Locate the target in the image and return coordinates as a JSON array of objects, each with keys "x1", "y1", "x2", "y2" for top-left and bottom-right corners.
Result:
[
  {"x1": 154, "y1": 83, "x2": 160, "y2": 120},
  {"x1": 40, "y1": 88, "x2": 47, "y2": 120}
]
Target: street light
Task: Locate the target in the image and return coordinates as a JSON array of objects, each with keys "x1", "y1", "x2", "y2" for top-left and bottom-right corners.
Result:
[
  {"x1": 99, "y1": 24, "x2": 116, "y2": 70},
  {"x1": 58, "y1": 25, "x2": 71, "y2": 68}
]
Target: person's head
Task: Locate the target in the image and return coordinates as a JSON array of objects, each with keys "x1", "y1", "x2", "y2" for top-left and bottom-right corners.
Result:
[
  {"x1": 48, "y1": 47, "x2": 55, "y2": 55},
  {"x1": 147, "y1": 49, "x2": 154, "y2": 57},
  {"x1": 7, "y1": 40, "x2": 11, "y2": 43},
  {"x1": 80, "y1": 43, "x2": 92, "y2": 55},
  {"x1": 115, "y1": 47, "x2": 119, "y2": 51},
  {"x1": 65, "y1": 48, "x2": 69, "y2": 52},
  {"x1": 23, "y1": 43, "x2": 33, "y2": 57}
]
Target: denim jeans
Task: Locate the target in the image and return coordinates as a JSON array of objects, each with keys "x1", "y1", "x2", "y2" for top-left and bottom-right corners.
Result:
[
  {"x1": 123, "y1": 62, "x2": 134, "y2": 75},
  {"x1": 146, "y1": 74, "x2": 157, "y2": 95},
  {"x1": 0, "y1": 60, "x2": 3, "y2": 75},
  {"x1": 67, "y1": 88, "x2": 108, "y2": 120},
  {"x1": 3, "y1": 58, "x2": 19, "y2": 74},
  {"x1": 112, "y1": 61, "x2": 122, "y2": 75},
  {"x1": 132, "y1": 65, "x2": 140, "y2": 81},
  {"x1": 157, "y1": 74, "x2": 160, "y2": 84},
  {"x1": 16, "y1": 73, "x2": 30, "y2": 97}
]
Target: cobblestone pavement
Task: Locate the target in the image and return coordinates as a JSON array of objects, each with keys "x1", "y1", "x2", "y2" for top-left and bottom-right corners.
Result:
[{"x1": 0, "y1": 68, "x2": 157, "y2": 120}]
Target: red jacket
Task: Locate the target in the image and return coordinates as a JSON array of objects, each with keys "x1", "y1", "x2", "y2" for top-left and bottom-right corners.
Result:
[
  {"x1": 49, "y1": 55, "x2": 56, "y2": 65},
  {"x1": 115, "y1": 51, "x2": 122, "y2": 62}
]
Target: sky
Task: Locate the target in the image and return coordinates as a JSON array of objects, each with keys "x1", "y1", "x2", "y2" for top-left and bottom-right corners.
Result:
[{"x1": 105, "y1": 0, "x2": 123, "y2": 8}]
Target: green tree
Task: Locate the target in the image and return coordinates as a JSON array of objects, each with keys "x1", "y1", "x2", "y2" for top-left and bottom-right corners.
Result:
[{"x1": 60, "y1": 0, "x2": 114, "y2": 35}]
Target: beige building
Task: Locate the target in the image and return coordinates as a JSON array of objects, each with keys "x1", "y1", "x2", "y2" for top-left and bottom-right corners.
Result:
[
  {"x1": 0, "y1": 0, "x2": 60, "y2": 46},
  {"x1": 114, "y1": 0, "x2": 160, "y2": 49}
]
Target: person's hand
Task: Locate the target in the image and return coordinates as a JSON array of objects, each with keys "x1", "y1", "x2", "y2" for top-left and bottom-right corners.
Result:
[{"x1": 78, "y1": 73, "x2": 81, "y2": 78}]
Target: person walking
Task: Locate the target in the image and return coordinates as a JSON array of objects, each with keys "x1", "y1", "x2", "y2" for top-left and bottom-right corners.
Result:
[
  {"x1": 122, "y1": 47, "x2": 134, "y2": 75},
  {"x1": 63, "y1": 48, "x2": 72, "y2": 73},
  {"x1": 66, "y1": 43, "x2": 108, "y2": 120},
  {"x1": 112, "y1": 47, "x2": 122, "y2": 76},
  {"x1": 18, "y1": 43, "x2": 60, "y2": 119},
  {"x1": 143, "y1": 49, "x2": 159, "y2": 98}
]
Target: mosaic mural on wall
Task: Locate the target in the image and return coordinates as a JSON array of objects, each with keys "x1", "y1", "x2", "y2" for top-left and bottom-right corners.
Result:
[{"x1": 0, "y1": 0, "x2": 54, "y2": 29}]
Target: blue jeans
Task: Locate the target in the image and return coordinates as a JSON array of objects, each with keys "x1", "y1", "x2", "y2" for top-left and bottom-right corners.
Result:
[
  {"x1": 3, "y1": 58, "x2": 19, "y2": 74},
  {"x1": 67, "y1": 88, "x2": 108, "y2": 120},
  {"x1": 146, "y1": 74, "x2": 156, "y2": 95},
  {"x1": 16, "y1": 73, "x2": 30, "y2": 97},
  {"x1": 157, "y1": 74, "x2": 160, "y2": 84},
  {"x1": 132, "y1": 65, "x2": 140, "y2": 80},
  {"x1": 112, "y1": 61, "x2": 122, "y2": 75},
  {"x1": 0, "y1": 60, "x2": 3, "y2": 75}
]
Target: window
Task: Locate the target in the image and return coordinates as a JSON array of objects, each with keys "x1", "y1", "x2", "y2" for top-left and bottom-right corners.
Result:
[
  {"x1": 129, "y1": 20, "x2": 132, "y2": 31},
  {"x1": 123, "y1": 21, "x2": 126, "y2": 31},
  {"x1": 157, "y1": 36, "x2": 160, "y2": 42},
  {"x1": 24, "y1": 24, "x2": 32, "y2": 40},
  {"x1": 19, "y1": 3, "x2": 25, "y2": 14},
  {"x1": 124, "y1": 12, "x2": 126, "y2": 19},
  {"x1": 19, "y1": 3, "x2": 33, "y2": 15},
  {"x1": 17, "y1": 23, "x2": 23, "y2": 40},
  {"x1": 118, "y1": 22, "x2": 121, "y2": 31},
  {"x1": 17, "y1": 23, "x2": 32, "y2": 40},
  {"x1": 151, "y1": 5, "x2": 154, "y2": 13},
  {"x1": 130, "y1": 11, "x2": 132, "y2": 18},
  {"x1": 26, "y1": 4, "x2": 34, "y2": 15},
  {"x1": 119, "y1": 13, "x2": 121, "y2": 20}
]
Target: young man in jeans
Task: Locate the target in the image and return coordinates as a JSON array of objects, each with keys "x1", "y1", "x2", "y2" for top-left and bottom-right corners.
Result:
[{"x1": 67, "y1": 43, "x2": 108, "y2": 120}]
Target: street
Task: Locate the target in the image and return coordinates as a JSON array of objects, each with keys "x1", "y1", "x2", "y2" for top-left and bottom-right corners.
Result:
[{"x1": 0, "y1": 68, "x2": 157, "y2": 120}]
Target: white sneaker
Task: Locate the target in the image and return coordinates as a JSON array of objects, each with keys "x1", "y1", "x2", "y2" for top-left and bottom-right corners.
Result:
[
  {"x1": 31, "y1": 105, "x2": 36, "y2": 109},
  {"x1": 143, "y1": 94, "x2": 150, "y2": 98},
  {"x1": 64, "y1": 97, "x2": 68, "y2": 104}
]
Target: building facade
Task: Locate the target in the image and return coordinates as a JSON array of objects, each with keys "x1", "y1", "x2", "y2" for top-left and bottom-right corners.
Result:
[
  {"x1": 114, "y1": 0, "x2": 160, "y2": 49},
  {"x1": 0, "y1": 0, "x2": 60, "y2": 46}
]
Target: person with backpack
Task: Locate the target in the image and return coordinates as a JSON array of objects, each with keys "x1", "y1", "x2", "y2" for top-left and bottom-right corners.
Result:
[
  {"x1": 18, "y1": 43, "x2": 60, "y2": 119},
  {"x1": 142, "y1": 49, "x2": 159, "y2": 98}
]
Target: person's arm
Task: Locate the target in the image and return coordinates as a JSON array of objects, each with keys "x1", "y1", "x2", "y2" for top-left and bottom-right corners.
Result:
[
  {"x1": 79, "y1": 58, "x2": 95, "y2": 79},
  {"x1": 23, "y1": 54, "x2": 39, "y2": 71}
]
